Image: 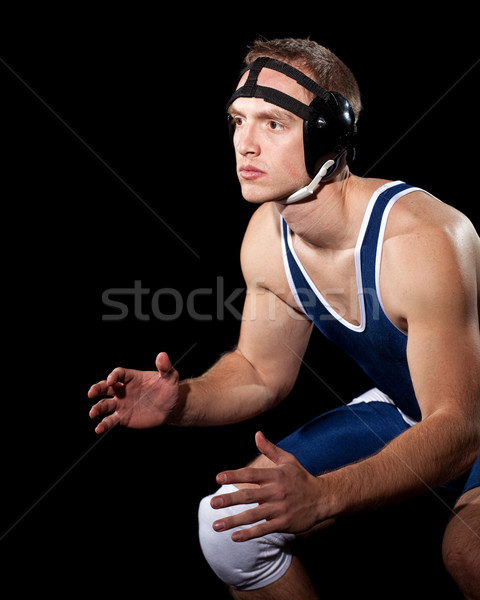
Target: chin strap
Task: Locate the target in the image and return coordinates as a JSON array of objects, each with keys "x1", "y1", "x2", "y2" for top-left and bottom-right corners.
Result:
[{"x1": 282, "y1": 159, "x2": 335, "y2": 205}]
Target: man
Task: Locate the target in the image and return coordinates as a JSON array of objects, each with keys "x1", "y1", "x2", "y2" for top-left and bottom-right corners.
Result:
[{"x1": 88, "y1": 38, "x2": 480, "y2": 598}]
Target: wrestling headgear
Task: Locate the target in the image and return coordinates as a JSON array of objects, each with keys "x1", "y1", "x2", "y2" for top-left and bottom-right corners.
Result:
[{"x1": 226, "y1": 56, "x2": 357, "y2": 203}]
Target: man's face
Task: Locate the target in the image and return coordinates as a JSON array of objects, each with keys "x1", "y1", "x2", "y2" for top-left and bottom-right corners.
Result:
[{"x1": 228, "y1": 67, "x2": 314, "y2": 204}]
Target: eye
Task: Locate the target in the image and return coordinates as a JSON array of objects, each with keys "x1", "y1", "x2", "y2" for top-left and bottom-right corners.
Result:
[
  {"x1": 268, "y1": 120, "x2": 283, "y2": 131},
  {"x1": 231, "y1": 116, "x2": 245, "y2": 128}
]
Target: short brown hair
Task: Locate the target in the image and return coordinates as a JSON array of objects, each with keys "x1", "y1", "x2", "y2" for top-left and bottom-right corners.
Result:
[{"x1": 244, "y1": 37, "x2": 362, "y2": 121}]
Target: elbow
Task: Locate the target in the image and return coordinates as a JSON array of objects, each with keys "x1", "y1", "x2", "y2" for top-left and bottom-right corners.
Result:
[
  {"x1": 466, "y1": 420, "x2": 480, "y2": 469},
  {"x1": 269, "y1": 376, "x2": 298, "y2": 408},
  {"x1": 425, "y1": 406, "x2": 480, "y2": 476},
  {"x1": 452, "y1": 413, "x2": 480, "y2": 475},
  {"x1": 261, "y1": 382, "x2": 290, "y2": 412},
  {"x1": 253, "y1": 367, "x2": 296, "y2": 411},
  {"x1": 466, "y1": 403, "x2": 480, "y2": 466}
]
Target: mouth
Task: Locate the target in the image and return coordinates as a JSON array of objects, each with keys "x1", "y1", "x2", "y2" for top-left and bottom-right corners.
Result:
[{"x1": 238, "y1": 165, "x2": 266, "y2": 180}]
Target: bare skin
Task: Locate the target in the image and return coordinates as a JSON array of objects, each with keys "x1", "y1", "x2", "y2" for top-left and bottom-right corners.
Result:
[
  {"x1": 88, "y1": 63, "x2": 480, "y2": 598},
  {"x1": 442, "y1": 487, "x2": 480, "y2": 600}
]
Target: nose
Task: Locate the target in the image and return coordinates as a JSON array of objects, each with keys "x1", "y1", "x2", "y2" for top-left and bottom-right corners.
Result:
[{"x1": 235, "y1": 122, "x2": 260, "y2": 157}]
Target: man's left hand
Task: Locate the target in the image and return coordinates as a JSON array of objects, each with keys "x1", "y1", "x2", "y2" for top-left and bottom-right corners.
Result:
[{"x1": 210, "y1": 431, "x2": 326, "y2": 542}]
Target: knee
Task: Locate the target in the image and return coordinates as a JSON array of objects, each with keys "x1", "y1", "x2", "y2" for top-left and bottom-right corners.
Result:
[
  {"x1": 442, "y1": 510, "x2": 480, "y2": 599},
  {"x1": 442, "y1": 541, "x2": 480, "y2": 599},
  {"x1": 198, "y1": 485, "x2": 294, "y2": 591}
]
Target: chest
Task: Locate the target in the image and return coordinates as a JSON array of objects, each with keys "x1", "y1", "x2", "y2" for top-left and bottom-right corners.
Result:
[
  {"x1": 286, "y1": 234, "x2": 405, "y2": 331},
  {"x1": 292, "y1": 241, "x2": 362, "y2": 326}
]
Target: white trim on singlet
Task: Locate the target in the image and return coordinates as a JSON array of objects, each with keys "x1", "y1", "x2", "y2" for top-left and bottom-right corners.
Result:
[
  {"x1": 348, "y1": 387, "x2": 419, "y2": 426},
  {"x1": 374, "y1": 186, "x2": 439, "y2": 334},
  {"x1": 281, "y1": 225, "x2": 309, "y2": 318},
  {"x1": 280, "y1": 180, "x2": 408, "y2": 332}
]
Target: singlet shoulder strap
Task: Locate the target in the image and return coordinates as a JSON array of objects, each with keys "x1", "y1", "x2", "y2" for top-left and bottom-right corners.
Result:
[{"x1": 360, "y1": 181, "x2": 419, "y2": 295}]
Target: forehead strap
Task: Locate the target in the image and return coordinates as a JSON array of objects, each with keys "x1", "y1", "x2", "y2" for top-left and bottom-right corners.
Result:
[{"x1": 226, "y1": 56, "x2": 332, "y2": 122}]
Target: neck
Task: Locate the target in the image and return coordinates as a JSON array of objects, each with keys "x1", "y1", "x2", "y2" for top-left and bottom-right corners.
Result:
[{"x1": 277, "y1": 170, "x2": 361, "y2": 250}]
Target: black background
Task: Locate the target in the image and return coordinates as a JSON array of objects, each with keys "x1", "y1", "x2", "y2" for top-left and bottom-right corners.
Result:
[{"x1": 2, "y1": 8, "x2": 479, "y2": 598}]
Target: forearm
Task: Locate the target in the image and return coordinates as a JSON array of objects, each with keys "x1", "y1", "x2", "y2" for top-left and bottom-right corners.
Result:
[
  {"x1": 323, "y1": 410, "x2": 480, "y2": 519},
  {"x1": 207, "y1": 409, "x2": 479, "y2": 542},
  {"x1": 168, "y1": 349, "x2": 279, "y2": 427}
]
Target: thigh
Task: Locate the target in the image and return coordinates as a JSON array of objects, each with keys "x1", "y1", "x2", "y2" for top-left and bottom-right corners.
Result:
[{"x1": 276, "y1": 399, "x2": 410, "y2": 476}]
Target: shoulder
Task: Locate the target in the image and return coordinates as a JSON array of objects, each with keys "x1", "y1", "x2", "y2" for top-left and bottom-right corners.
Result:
[
  {"x1": 240, "y1": 203, "x2": 281, "y2": 276},
  {"x1": 240, "y1": 202, "x2": 293, "y2": 296},
  {"x1": 385, "y1": 189, "x2": 479, "y2": 263},
  {"x1": 241, "y1": 201, "x2": 281, "y2": 246},
  {"x1": 382, "y1": 188, "x2": 479, "y2": 326}
]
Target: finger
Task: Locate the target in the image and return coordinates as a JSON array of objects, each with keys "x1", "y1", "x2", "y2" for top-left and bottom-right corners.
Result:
[
  {"x1": 231, "y1": 519, "x2": 282, "y2": 543},
  {"x1": 216, "y1": 466, "x2": 276, "y2": 487},
  {"x1": 212, "y1": 505, "x2": 266, "y2": 533},
  {"x1": 89, "y1": 397, "x2": 117, "y2": 419},
  {"x1": 255, "y1": 431, "x2": 290, "y2": 466},
  {"x1": 94, "y1": 412, "x2": 120, "y2": 434},
  {"x1": 87, "y1": 380, "x2": 112, "y2": 399},
  {"x1": 155, "y1": 352, "x2": 178, "y2": 381},
  {"x1": 88, "y1": 366, "x2": 129, "y2": 398},
  {"x1": 210, "y1": 486, "x2": 270, "y2": 510},
  {"x1": 106, "y1": 367, "x2": 127, "y2": 386}
]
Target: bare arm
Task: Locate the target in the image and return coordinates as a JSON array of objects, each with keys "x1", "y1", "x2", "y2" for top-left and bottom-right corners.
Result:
[
  {"x1": 173, "y1": 295, "x2": 312, "y2": 426},
  {"x1": 170, "y1": 204, "x2": 313, "y2": 427},
  {"x1": 89, "y1": 205, "x2": 312, "y2": 432},
  {"x1": 310, "y1": 219, "x2": 480, "y2": 520},
  {"x1": 211, "y1": 203, "x2": 480, "y2": 540}
]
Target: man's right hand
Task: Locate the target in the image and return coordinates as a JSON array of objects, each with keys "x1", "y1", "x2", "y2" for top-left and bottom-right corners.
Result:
[{"x1": 88, "y1": 352, "x2": 179, "y2": 434}]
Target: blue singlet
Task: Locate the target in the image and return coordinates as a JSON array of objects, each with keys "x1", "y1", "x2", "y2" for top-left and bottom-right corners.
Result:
[{"x1": 278, "y1": 181, "x2": 479, "y2": 494}]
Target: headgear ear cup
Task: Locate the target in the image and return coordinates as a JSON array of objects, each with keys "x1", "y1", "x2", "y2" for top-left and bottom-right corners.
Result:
[{"x1": 303, "y1": 92, "x2": 357, "y2": 178}]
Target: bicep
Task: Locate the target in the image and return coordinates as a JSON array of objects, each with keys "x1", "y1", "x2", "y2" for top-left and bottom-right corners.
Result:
[
  {"x1": 402, "y1": 227, "x2": 480, "y2": 421},
  {"x1": 237, "y1": 203, "x2": 313, "y2": 402},
  {"x1": 407, "y1": 317, "x2": 480, "y2": 420},
  {"x1": 237, "y1": 286, "x2": 313, "y2": 402}
]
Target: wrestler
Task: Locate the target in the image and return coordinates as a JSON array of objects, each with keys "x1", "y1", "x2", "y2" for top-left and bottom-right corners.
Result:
[{"x1": 89, "y1": 38, "x2": 480, "y2": 598}]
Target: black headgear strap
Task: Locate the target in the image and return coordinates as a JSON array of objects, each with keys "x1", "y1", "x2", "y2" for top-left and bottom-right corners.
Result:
[
  {"x1": 226, "y1": 56, "x2": 332, "y2": 122},
  {"x1": 227, "y1": 56, "x2": 356, "y2": 202}
]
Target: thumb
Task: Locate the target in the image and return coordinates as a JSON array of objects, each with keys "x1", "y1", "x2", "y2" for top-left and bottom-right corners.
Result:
[
  {"x1": 255, "y1": 431, "x2": 290, "y2": 466},
  {"x1": 155, "y1": 352, "x2": 177, "y2": 378}
]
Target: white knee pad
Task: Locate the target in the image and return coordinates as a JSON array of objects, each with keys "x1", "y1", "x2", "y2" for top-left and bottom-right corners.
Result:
[{"x1": 198, "y1": 485, "x2": 295, "y2": 591}]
